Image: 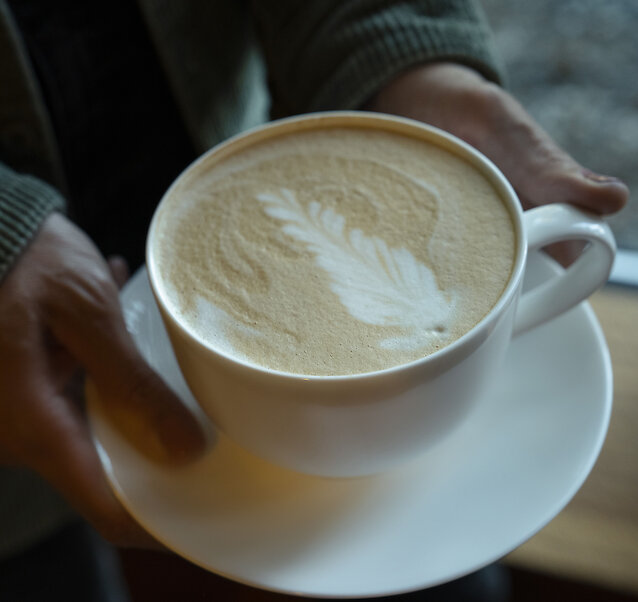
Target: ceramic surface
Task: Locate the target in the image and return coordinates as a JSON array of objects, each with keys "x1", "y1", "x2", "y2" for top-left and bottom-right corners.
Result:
[
  {"x1": 88, "y1": 254, "x2": 612, "y2": 598},
  {"x1": 144, "y1": 112, "x2": 615, "y2": 477}
]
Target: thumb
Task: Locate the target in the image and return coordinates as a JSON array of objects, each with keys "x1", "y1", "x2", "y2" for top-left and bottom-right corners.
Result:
[
  {"x1": 85, "y1": 365, "x2": 207, "y2": 466},
  {"x1": 466, "y1": 91, "x2": 630, "y2": 216},
  {"x1": 48, "y1": 274, "x2": 207, "y2": 464}
]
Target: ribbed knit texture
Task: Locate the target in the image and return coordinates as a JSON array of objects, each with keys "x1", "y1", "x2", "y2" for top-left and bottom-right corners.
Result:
[
  {"x1": 0, "y1": 162, "x2": 64, "y2": 281},
  {"x1": 137, "y1": 0, "x2": 269, "y2": 153},
  {"x1": 253, "y1": 0, "x2": 503, "y2": 117}
]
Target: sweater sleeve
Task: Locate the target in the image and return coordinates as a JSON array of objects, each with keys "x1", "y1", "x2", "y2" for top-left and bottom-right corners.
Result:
[
  {"x1": 0, "y1": 162, "x2": 65, "y2": 282},
  {"x1": 252, "y1": 0, "x2": 504, "y2": 117}
]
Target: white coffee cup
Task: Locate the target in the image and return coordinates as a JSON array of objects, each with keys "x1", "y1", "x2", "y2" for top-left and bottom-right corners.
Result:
[{"x1": 146, "y1": 112, "x2": 615, "y2": 477}]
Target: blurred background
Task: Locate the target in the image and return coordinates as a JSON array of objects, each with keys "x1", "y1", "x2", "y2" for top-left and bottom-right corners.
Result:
[
  {"x1": 481, "y1": 0, "x2": 636, "y2": 253},
  {"x1": 480, "y1": 5, "x2": 638, "y2": 602}
]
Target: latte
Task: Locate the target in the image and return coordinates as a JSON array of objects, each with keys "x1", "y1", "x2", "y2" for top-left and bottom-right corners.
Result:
[{"x1": 152, "y1": 121, "x2": 516, "y2": 376}]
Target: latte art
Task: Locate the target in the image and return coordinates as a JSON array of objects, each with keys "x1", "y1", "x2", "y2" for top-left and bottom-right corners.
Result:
[
  {"x1": 153, "y1": 126, "x2": 515, "y2": 375},
  {"x1": 256, "y1": 188, "x2": 456, "y2": 351}
]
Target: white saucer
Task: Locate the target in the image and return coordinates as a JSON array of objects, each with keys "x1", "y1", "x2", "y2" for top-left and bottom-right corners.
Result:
[{"x1": 87, "y1": 254, "x2": 612, "y2": 599}]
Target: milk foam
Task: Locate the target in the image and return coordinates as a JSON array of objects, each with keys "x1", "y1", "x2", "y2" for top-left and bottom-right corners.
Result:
[
  {"x1": 257, "y1": 187, "x2": 456, "y2": 351},
  {"x1": 154, "y1": 127, "x2": 515, "y2": 375}
]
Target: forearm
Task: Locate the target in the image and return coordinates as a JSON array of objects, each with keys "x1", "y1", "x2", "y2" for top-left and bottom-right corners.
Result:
[{"x1": 0, "y1": 162, "x2": 65, "y2": 281}]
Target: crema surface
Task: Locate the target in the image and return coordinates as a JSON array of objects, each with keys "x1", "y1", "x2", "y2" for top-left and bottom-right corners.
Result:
[{"x1": 153, "y1": 126, "x2": 516, "y2": 375}]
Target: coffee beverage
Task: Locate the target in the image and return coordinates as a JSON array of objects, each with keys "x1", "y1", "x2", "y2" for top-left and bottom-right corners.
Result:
[
  {"x1": 152, "y1": 122, "x2": 516, "y2": 376},
  {"x1": 145, "y1": 112, "x2": 614, "y2": 477}
]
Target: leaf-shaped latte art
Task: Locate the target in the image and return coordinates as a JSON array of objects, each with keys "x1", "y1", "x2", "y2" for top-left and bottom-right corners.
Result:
[{"x1": 257, "y1": 189, "x2": 456, "y2": 351}]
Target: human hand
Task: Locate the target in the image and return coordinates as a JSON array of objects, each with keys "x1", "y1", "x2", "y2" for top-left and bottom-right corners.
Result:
[
  {"x1": 0, "y1": 213, "x2": 207, "y2": 547},
  {"x1": 366, "y1": 63, "x2": 629, "y2": 264}
]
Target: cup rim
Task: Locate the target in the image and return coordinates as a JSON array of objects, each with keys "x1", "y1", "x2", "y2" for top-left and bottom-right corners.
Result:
[{"x1": 146, "y1": 110, "x2": 527, "y2": 382}]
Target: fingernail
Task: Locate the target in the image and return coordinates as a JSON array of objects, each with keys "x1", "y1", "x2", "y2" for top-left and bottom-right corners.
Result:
[{"x1": 582, "y1": 169, "x2": 620, "y2": 184}]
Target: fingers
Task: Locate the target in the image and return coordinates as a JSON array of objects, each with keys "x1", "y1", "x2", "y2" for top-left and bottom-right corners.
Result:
[
  {"x1": 85, "y1": 371, "x2": 207, "y2": 466},
  {"x1": 469, "y1": 93, "x2": 627, "y2": 266},
  {"x1": 107, "y1": 255, "x2": 130, "y2": 289},
  {"x1": 475, "y1": 95, "x2": 630, "y2": 215},
  {"x1": 38, "y1": 220, "x2": 207, "y2": 464},
  {"x1": 542, "y1": 240, "x2": 587, "y2": 268},
  {"x1": 52, "y1": 298, "x2": 207, "y2": 464},
  {"x1": 0, "y1": 213, "x2": 200, "y2": 548},
  {"x1": 366, "y1": 63, "x2": 629, "y2": 217},
  {"x1": 34, "y1": 391, "x2": 162, "y2": 549}
]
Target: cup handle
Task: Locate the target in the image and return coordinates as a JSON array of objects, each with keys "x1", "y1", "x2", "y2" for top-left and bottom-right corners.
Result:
[{"x1": 513, "y1": 203, "x2": 616, "y2": 335}]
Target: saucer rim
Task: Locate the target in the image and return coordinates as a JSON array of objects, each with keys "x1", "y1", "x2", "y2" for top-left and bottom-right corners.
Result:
[{"x1": 88, "y1": 258, "x2": 612, "y2": 598}]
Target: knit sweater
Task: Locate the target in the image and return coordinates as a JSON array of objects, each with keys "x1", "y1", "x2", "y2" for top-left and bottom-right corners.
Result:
[{"x1": 0, "y1": 0, "x2": 502, "y2": 558}]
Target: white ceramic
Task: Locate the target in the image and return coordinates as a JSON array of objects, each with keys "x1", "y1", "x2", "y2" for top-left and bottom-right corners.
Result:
[
  {"x1": 146, "y1": 112, "x2": 616, "y2": 477},
  {"x1": 87, "y1": 254, "x2": 612, "y2": 598}
]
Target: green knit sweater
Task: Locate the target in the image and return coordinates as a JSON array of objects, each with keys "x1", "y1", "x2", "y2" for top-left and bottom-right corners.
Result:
[{"x1": 0, "y1": 0, "x2": 502, "y2": 557}]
